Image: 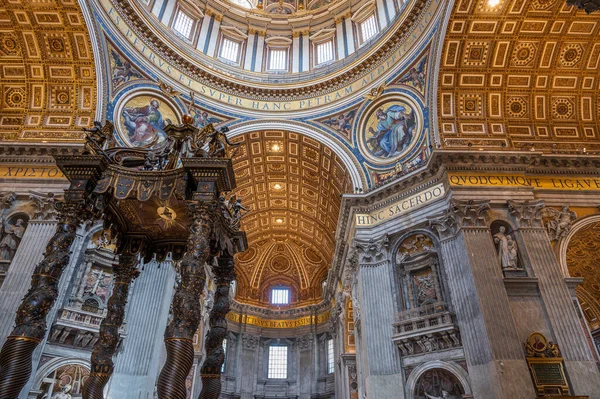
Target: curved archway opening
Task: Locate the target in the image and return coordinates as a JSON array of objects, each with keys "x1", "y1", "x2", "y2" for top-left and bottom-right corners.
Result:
[
  {"x1": 564, "y1": 218, "x2": 600, "y2": 354},
  {"x1": 229, "y1": 130, "x2": 352, "y2": 308}
]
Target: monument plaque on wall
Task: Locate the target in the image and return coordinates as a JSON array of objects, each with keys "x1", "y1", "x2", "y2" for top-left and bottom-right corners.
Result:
[{"x1": 523, "y1": 332, "x2": 578, "y2": 397}]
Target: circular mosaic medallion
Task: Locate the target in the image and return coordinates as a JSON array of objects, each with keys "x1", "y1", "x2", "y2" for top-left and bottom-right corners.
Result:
[
  {"x1": 358, "y1": 95, "x2": 423, "y2": 164},
  {"x1": 114, "y1": 92, "x2": 181, "y2": 148}
]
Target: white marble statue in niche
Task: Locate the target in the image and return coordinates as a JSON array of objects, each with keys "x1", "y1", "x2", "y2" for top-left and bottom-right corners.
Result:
[
  {"x1": 493, "y1": 226, "x2": 520, "y2": 270},
  {"x1": 0, "y1": 216, "x2": 27, "y2": 261}
]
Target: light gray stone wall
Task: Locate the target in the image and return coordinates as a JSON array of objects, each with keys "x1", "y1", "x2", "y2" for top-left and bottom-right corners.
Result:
[{"x1": 106, "y1": 260, "x2": 176, "y2": 399}]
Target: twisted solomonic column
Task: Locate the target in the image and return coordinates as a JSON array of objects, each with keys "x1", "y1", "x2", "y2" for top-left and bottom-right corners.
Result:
[
  {"x1": 198, "y1": 255, "x2": 235, "y2": 399},
  {"x1": 157, "y1": 204, "x2": 214, "y2": 399},
  {"x1": 0, "y1": 201, "x2": 89, "y2": 398},
  {"x1": 82, "y1": 254, "x2": 139, "y2": 399}
]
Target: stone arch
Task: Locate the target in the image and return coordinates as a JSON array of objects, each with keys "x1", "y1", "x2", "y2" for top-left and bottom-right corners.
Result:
[
  {"x1": 31, "y1": 356, "x2": 91, "y2": 396},
  {"x1": 557, "y1": 214, "x2": 600, "y2": 351},
  {"x1": 227, "y1": 120, "x2": 366, "y2": 190},
  {"x1": 405, "y1": 361, "x2": 472, "y2": 399}
]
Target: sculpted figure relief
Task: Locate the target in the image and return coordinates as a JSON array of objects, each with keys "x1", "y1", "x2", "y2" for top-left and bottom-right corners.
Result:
[
  {"x1": 51, "y1": 385, "x2": 72, "y2": 399},
  {"x1": 0, "y1": 217, "x2": 26, "y2": 261},
  {"x1": 544, "y1": 206, "x2": 577, "y2": 242},
  {"x1": 493, "y1": 226, "x2": 520, "y2": 270}
]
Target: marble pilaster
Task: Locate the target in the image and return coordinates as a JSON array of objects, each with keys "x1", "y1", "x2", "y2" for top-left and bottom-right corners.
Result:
[
  {"x1": 509, "y1": 200, "x2": 600, "y2": 398},
  {"x1": 0, "y1": 221, "x2": 56, "y2": 346},
  {"x1": 106, "y1": 261, "x2": 176, "y2": 399},
  {"x1": 430, "y1": 200, "x2": 535, "y2": 399},
  {"x1": 354, "y1": 235, "x2": 404, "y2": 399}
]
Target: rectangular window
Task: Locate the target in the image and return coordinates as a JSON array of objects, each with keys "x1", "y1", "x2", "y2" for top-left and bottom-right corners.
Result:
[
  {"x1": 269, "y1": 49, "x2": 288, "y2": 70},
  {"x1": 268, "y1": 346, "x2": 288, "y2": 379},
  {"x1": 316, "y1": 41, "x2": 334, "y2": 65},
  {"x1": 221, "y1": 338, "x2": 227, "y2": 373},
  {"x1": 173, "y1": 10, "x2": 194, "y2": 39},
  {"x1": 220, "y1": 38, "x2": 241, "y2": 63},
  {"x1": 271, "y1": 288, "x2": 289, "y2": 305},
  {"x1": 360, "y1": 14, "x2": 379, "y2": 43},
  {"x1": 327, "y1": 339, "x2": 334, "y2": 374}
]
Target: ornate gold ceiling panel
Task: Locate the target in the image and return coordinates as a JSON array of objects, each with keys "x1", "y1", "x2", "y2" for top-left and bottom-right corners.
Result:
[
  {"x1": 566, "y1": 220, "x2": 600, "y2": 331},
  {"x1": 438, "y1": 0, "x2": 600, "y2": 153},
  {"x1": 0, "y1": 0, "x2": 96, "y2": 142},
  {"x1": 231, "y1": 130, "x2": 351, "y2": 307}
]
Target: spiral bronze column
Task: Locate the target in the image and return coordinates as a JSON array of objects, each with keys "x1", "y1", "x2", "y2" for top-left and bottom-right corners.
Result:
[
  {"x1": 198, "y1": 255, "x2": 235, "y2": 399},
  {"x1": 0, "y1": 201, "x2": 89, "y2": 398},
  {"x1": 82, "y1": 253, "x2": 139, "y2": 399},
  {"x1": 157, "y1": 203, "x2": 214, "y2": 399}
]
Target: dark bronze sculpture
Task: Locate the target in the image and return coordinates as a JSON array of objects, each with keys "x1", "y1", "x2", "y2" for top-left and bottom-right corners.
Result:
[
  {"x1": 0, "y1": 106, "x2": 247, "y2": 399},
  {"x1": 199, "y1": 254, "x2": 235, "y2": 399},
  {"x1": 0, "y1": 158, "x2": 106, "y2": 399}
]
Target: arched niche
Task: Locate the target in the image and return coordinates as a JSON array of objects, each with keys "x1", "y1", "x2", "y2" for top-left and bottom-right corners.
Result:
[
  {"x1": 405, "y1": 361, "x2": 472, "y2": 399},
  {"x1": 394, "y1": 232, "x2": 445, "y2": 313},
  {"x1": 0, "y1": 212, "x2": 29, "y2": 263},
  {"x1": 32, "y1": 358, "x2": 90, "y2": 398}
]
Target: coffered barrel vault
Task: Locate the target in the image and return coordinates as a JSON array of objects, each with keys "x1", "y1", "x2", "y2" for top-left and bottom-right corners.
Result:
[
  {"x1": 438, "y1": 0, "x2": 600, "y2": 153},
  {"x1": 230, "y1": 130, "x2": 351, "y2": 307},
  {"x1": 0, "y1": 0, "x2": 97, "y2": 142}
]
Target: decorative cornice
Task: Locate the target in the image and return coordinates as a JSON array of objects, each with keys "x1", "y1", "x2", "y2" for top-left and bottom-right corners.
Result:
[{"x1": 109, "y1": 0, "x2": 429, "y2": 100}]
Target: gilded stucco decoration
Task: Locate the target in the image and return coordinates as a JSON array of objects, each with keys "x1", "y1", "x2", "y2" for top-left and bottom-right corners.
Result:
[
  {"x1": 566, "y1": 220, "x2": 600, "y2": 331},
  {"x1": 0, "y1": 0, "x2": 96, "y2": 142},
  {"x1": 230, "y1": 130, "x2": 351, "y2": 307},
  {"x1": 438, "y1": 0, "x2": 600, "y2": 152}
]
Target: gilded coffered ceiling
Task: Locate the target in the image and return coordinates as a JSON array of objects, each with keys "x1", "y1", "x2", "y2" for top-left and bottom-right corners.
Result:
[
  {"x1": 438, "y1": 0, "x2": 600, "y2": 153},
  {"x1": 230, "y1": 130, "x2": 351, "y2": 307},
  {"x1": 566, "y1": 220, "x2": 600, "y2": 332},
  {"x1": 0, "y1": 0, "x2": 96, "y2": 142}
]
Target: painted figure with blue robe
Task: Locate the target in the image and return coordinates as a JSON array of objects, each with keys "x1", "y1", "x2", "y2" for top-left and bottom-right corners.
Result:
[{"x1": 367, "y1": 104, "x2": 416, "y2": 158}]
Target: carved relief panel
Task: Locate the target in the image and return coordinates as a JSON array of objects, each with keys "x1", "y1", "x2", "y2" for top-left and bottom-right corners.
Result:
[{"x1": 393, "y1": 233, "x2": 462, "y2": 357}]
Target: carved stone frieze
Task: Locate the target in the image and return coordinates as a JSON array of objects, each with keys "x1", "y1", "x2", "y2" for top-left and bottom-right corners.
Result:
[
  {"x1": 353, "y1": 234, "x2": 390, "y2": 266},
  {"x1": 297, "y1": 335, "x2": 314, "y2": 350},
  {"x1": 508, "y1": 200, "x2": 545, "y2": 228},
  {"x1": 29, "y1": 192, "x2": 59, "y2": 221},
  {"x1": 241, "y1": 333, "x2": 260, "y2": 350},
  {"x1": 542, "y1": 206, "x2": 578, "y2": 242}
]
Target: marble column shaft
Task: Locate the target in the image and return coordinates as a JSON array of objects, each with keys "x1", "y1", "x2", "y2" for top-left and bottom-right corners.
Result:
[
  {"x1": 357, "y1": 259, "x2": 403, "y2": 398},
  {"x1": 0, "y1": 221, "x2": 57, "y2": 346},
  {"x1": 520, "y1": 227, "x2": 600, "y2": 397}
]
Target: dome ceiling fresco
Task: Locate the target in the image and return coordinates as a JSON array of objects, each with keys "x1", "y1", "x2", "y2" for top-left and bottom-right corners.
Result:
[
  {"x1": 0, "y1": 0, "x2": 97, "y2": 142},
  {"x1": 438, "y1": 0, "x2": 600, "y2": 153}
]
